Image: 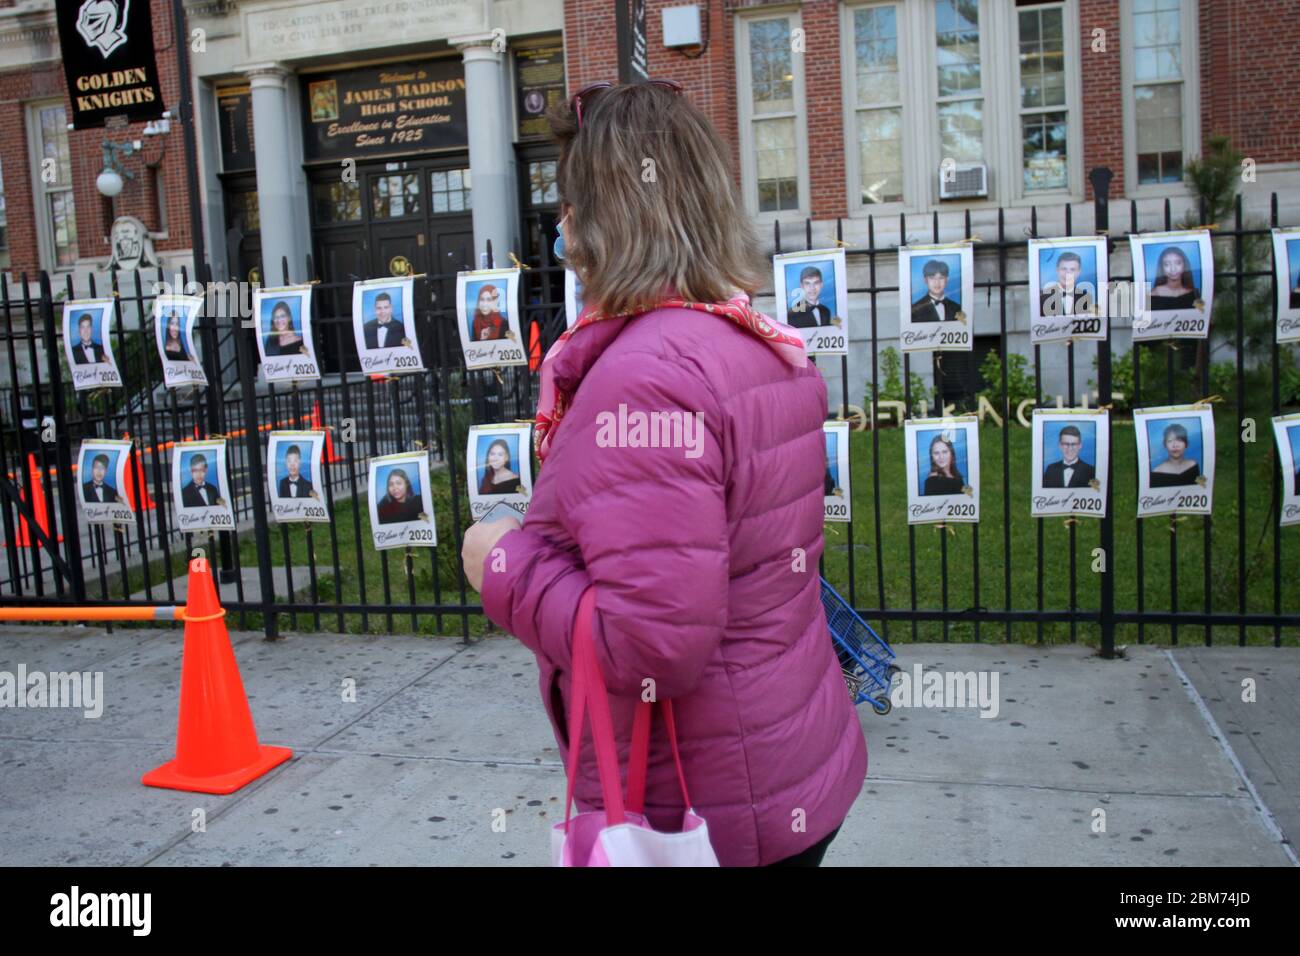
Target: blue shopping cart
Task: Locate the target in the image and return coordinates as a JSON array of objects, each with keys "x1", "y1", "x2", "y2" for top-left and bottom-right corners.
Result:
[{"x1": 821, "y1": 577, "x2": 899, "y2": 715}]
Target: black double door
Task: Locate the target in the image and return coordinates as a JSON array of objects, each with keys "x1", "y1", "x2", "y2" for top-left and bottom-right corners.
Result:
[{"x1": 309, "y1": 156, "x2": 475, "y2": 372}]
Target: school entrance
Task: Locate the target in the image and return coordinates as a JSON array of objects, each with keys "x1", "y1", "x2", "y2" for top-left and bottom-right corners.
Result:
[{"x1": 307, "y1": 155, "x2": 475, "y2": 373}]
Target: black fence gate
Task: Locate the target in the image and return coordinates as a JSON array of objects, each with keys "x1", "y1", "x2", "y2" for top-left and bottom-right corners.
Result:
[{"x1": 1, "y1": 169, "x2": 1296, "y2": 650}]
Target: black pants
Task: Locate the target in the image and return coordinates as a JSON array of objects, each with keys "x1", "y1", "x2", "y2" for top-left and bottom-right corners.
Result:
[{"x1": 763, "y1": 824, "x2": 842, "y2": 867}]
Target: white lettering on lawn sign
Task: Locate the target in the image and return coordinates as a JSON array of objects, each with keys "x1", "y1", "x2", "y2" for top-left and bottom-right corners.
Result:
[
  {"x1": 903, "y1": 416, "x2": 981, "y2": 524},
  {"x1": 466, "y1": 423, "x2": 533, "y2": 522},
  {"x1": 1133, "y1": 404, "x2": 1216, "y2": 518},
  {"x1": 62, "y1": 299, "x2": 122, "y2": 390},
  {"x1": 1030, "y1": 409, "x2": 1110, "y2": 518},
  {"x1": 1129, "y1": 229, "x2": 1214, "y2": 342},
  {"x1": 171, "y1": 439, "x2": 235, "y2": 531},
  {"x1": 266, "y1": 430, "x2": 330, "y2": 523},
  {"x1": 76, "y1": 438, "x2": 135, "y2": 526},
  {"x1": 823, "y1": 420, "x2": 851, "y2": 523},
  {"x1": 252, "y1": 285, "x2": 320, "y2": 383},
  {"x1": 772, "y1": 248, "x2": 849, "y2": 356}
]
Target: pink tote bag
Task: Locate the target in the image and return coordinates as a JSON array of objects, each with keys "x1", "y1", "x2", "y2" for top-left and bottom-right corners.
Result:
[{"x1": 551, "y1": 587, "x2": 719, "y2": 867}]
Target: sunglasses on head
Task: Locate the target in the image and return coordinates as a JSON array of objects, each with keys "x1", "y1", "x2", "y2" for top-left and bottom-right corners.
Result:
[{"x1": 570, "y1": 78, "x2": 684, "y2": 128}]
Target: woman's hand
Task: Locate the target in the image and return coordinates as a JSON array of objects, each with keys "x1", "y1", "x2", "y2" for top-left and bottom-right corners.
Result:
[{"x1": 461, "y1": 515, "x2": 522, "y2": 592}]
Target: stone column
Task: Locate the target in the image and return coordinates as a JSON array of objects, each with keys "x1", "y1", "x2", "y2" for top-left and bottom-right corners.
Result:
[
  {"x1": 453, "y1": 35, "x2": 519, "y2": 267},
  {"x1": 245, "y1": 63, "x2": 308, "y2": 283}
]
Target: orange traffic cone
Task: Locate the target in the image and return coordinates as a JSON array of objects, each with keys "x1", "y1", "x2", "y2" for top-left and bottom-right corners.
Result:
[
  {"x1": 142, "y1": 557, "x2": 293, "y2": 794},
  {"x1": 11, "y1": 453, "x2": 61, "y2": 548},
  {"x1": 120, "y1": 436, "x2": 156, "y2": 512},
  {"x1": 312, "y1": 401, "x2": 342, "y2": 463},
  {"x1": 528, "y1": 320, "x2": 542, "y2": 372}
]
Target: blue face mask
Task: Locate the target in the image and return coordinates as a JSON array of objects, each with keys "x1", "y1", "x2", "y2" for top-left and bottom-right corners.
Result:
[{"x1": 553, "y1": 215, "x2": 568, "y2": 262}]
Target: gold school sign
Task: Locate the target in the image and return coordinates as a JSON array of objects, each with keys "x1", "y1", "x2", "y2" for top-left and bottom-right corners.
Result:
[
  {"x1": 55, "y1": 0, "x2": 165, "y2": 129},
  {"x1": 302, "y1": 59, "x2": 468, "y2": 161}
]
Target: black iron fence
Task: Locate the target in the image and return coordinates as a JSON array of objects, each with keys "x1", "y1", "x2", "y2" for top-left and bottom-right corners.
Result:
[{"x1": 1, "y1": 169, "x2": 1296, "y2": 649}]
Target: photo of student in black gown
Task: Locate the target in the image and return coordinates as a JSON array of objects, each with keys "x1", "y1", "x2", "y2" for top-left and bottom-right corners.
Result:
[
  {"x1": 478, "y1": 438, "x2": 521, "y2": 495},
  {"x1": 1148, "y1": 422, "x2": 1201, "y2": 486},
  {"x1": 922, "y1": 434, "x2": 965, "y2": 496},
  {"x1": 1148, "y1": 247, "x2": 1201, "y2": 311}
]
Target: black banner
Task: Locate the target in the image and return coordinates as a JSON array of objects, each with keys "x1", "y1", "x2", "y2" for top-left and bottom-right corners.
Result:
[
  {"x1": 301, "y1": 58, "x2": 468, "y2": 162},
  {"x1": 55, "y1": 0, "x2": 166, "y2": 129}
]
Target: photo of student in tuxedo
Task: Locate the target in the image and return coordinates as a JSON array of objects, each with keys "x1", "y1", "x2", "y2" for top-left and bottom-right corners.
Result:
[
  {"x1": 277, "y1": 444, "x2": 315, "y2": 499},
  {"x1": 922, "y1": 434, "x2": 966, "y2": 496},
  {"x1": 1040, "y1": 252, "x2": 1088, "y2": 316},
  {"x1": 470, "y1": 284, "x2": 506, "y2": 341},
  {"x1": 787, "y1": 266, "x2": 834, "y2": 329},
  {"x1": 911, "y1": 260, "x2": 962, "y2": 323},
  {"x1": 1042, "y1": 425, "x2": 1096, "y2": 488},
  {"x1": 71, "y1": 313, "x2": 107, "y2": 365},
  {"x1": 1148, "y1": 422, "x2": 1201, "y2": 487},
  {"x1": 82, "y1": 453, "x2": 121, "y2": 504},
  {"x1": 180, "y1": 454, "x2": 222, "y2": 507},
  {"x1": 376, "y1": 467, "x2": 423, "y2": 524},
  {"x1": 1148, "y1": 246, "x2": 1201, "y2": 311},
  {"x1": 264, "y1": 300, "x2": 306, "y2": 356},
  {"x1": 362, "y1": 291, "x2": 407, "y2": 350},
  {"x1": 477, "y1": 438, "x2": 521, "y2": 496}
]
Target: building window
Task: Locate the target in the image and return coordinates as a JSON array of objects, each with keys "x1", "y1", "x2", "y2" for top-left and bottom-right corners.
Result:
[
  {"x1": 526, "y1": 161, "x2": 556, "y2": 207},
  {"x1": 738, "y1": 13, "x2": 805, "y2": 215},
  {"x1": 850, "y1": 4, "x2": 904, "y2": 205},
  {"x1": 1017, "y1": 3, "x2": 1068, "y2": 191},
  {"x1": 312, "y1": 180, "x2": 361, "y2": 224},
  {"x1": 370, "y1": 173, "x2": 420, "y2": 219},
  {"x1": 30, "y1": 103, "x2": 78, "y2": 268},
  {"x1": 934, "y1": 0, "x2": 984, "y2": 164},
  {"x1": 1130, "y1": 0, "x2": 1185, "y2": 184},
  {"x1": 430, "y1": 168, "x2": 472, "y2": 213}
]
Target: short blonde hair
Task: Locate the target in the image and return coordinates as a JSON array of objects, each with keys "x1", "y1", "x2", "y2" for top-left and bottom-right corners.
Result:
[{"x1": 548, "y1": 83, "x2": 766, "y2": 316}]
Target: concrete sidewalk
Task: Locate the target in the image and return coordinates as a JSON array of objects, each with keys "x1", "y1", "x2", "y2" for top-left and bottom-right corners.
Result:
[{"x1": 0, "y1": 624, "x2": 1294, "y2": 866}]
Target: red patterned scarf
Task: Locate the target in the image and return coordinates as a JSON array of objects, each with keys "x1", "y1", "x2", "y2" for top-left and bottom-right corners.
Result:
[{"x1": 533, "y1": 292, "x2": 807, "y2": 462}]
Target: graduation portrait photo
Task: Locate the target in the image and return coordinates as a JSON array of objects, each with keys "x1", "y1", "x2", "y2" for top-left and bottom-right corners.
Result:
[
  {"x1": 267, "y1": 431, "x2": 329, "y2": 523},
  {"x1": 456, "y1": 268, "x2": 526, "y2": 370},
  {"x1": 772, "y1": 248, "x2": 848, "y2": 355},
  {"x1": 352, "y1": 276, "x2": 424, "y2": 375},
  {"x1": 1031, "y1": 409, "x2": 1109, "y2": 518},
  {"x1": 1271, "y1": 228, "x2": 1300, "y2": 344},
  {"x1": 252, "y1": 285, "x2": 320, "y2": 383},
  {"x1": 904, "y1": 416, "x2": 980, "y2": 524},
  {"x1": 564, "y1": 268, "x2": 585, "y2": 329},
  {"x1": 171, "y1": 439, "x2": 234, "y2": 531},
  {"x1": 154, "y1": 293, "x2": 207, "y2": 388},
  {"x1": 466, "y1": 423, "x2": 533, "y2": 522},
  {"x1": 898, "y1": 243, "x2": 975, "y2": 352},
  {"x1": 1271, "y1": 413, "x2": 1300, "y2": 527},
  {"x1": 823, "y1": 420, "x2": 851, "y2": 523},
  {"x1": 76, "y1": 439, "x2": 134, "y2": 526},
  {"x1": 368, "y1": 451, "x2": 436, "y2": 549},
  {"x1": 1133, "y1": 405, "x2": 1215, "y2": 518},
  {"x1": 1129, "y1": 230, "x2": 1214, "y2": 341},
  {"x1": 1027, "y1": 236, "x2": 1109, "y2": 345},
  {"x1": 63, "y1": 299, "x2": 122, "y2": 390}
]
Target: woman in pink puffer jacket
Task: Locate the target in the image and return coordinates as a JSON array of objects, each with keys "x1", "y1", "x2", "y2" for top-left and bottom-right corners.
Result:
[{"x1": 461, "y1": 81, "x2": 867, "y2": 867}]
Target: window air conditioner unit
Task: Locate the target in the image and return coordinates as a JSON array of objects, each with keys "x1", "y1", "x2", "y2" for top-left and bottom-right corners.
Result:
[{"x1": 938, "y1": 162, "x2": 988, "y2": 200}]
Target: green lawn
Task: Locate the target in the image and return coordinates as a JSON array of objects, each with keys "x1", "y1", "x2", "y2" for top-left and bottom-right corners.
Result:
[{"x1": 820, "y1": 424, "x2": 1298, "y2": 647}]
